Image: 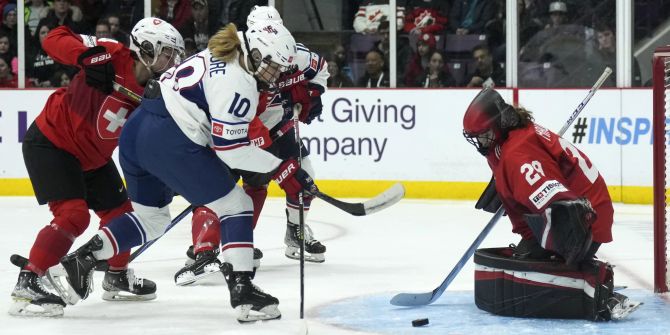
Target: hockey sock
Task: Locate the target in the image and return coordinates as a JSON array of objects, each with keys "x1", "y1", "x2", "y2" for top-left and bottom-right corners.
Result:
[
  {"x1": 191, "y1": 206, "x2": 221, "y2": 254},
  {"x1": 220, "y1": 211, "x2": 254, "y2": 272},
  {"x1": 243, "y1": 183, "x2": 268, "y2": 229},
  {"x1": 27, "y1": 199, "x2": 90, "y2": 275},
  {"x1": 97, "y1": 212, "x2": 147, "y2": 259},
  {"x1": 286, "y1": 194, "x2": 313, "y2": 225},
  {"x1": 96, "y1": 200, "x2": 133, "y2": 269}
]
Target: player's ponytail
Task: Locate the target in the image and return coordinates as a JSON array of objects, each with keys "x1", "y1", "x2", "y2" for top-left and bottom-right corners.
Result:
[
  {"x1": 512, "y1": 106, "x2": 534, "y2": 127},
  {"x1": 209, "y1": 23, "x2": 241, "y2": 62}
]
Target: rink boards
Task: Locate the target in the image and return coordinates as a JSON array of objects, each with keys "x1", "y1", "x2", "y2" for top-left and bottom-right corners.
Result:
[{"x1": 0, "y1": 88, "x2": 654, "y2": 203}]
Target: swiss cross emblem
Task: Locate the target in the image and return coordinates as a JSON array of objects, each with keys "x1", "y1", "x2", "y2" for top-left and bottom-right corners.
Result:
[{"x1": 97, "y1": 96, "x2": 134, "y2": 139}]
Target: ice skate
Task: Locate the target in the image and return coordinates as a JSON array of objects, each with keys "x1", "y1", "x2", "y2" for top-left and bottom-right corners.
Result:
[
  {"x1": 9, "y1": 270, "x2": 66, "y2": 317},
  {"x1": 285, "y1": 223, "x2": 326, "y2": 263},
  {"x1": 174, "y1": 250, "x2": 221, "y2": 286},
  {"x1": 606, "y1": 292, "x2": 642, "y2": 320},
  {"x1": 222, "y1": 264, "x2": 281, "y2": 323},
  {"x1": 102, "y1": 269, "x2": 156, "y2": 301},
  {"x1": 52, "y1": 235, "x2": 104, "y2": 303}
]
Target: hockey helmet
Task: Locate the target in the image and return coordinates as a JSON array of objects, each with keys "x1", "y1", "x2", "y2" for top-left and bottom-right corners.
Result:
[
  {"x1": 462, "y1": 88, "x2": 518, "y2": 156},
  {"x1": 239, "y1": 21, "x2": 296, "y2": 85},
  {"x1": 130, "y1": 18, "x2": 185, "y2": 73},
  {"x1": 246, "y1": 5, "x2": 283, "y2": 27}
]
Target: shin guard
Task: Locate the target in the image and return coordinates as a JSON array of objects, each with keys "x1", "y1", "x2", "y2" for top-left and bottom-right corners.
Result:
[
  {"x1": 96, "y1": 200, "x2": 133, "y2": 270},
  {"x1": 191, "y1": 206, "x2": 221, "y2": 254},
  {"x1": 27, "y1": 199, "x2": 90, "y2": 275}
]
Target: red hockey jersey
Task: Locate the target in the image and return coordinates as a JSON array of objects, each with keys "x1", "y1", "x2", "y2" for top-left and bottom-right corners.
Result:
[
  {"x1": 34, "y1": 26, "x2": 143, "y2": 171},
  {"x1": 486, "y1": 123, "x2": 614, "y2": 243}
]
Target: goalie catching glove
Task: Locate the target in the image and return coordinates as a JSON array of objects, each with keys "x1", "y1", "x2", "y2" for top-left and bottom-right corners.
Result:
[
  {"x1": 77, "y1": 46, "x2": 115, "y2": 94},
  {"x1": 277, "y1": 70, "x2": 323, "y2": 124},
  {"x1": 524, "y1": 198, "x2": 596, "y2": 265},
  {"x1": 272, "y1": 159, "x2": 318, "y2": 199}
]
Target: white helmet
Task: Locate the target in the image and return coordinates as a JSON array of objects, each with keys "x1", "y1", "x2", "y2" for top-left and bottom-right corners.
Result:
[
  {"x1": 130, "y1": 18, "x2": 185, "y2": 72},
  {"x1": 247, "y1": 5, "x2": 283, "y2": 27},
  {"x1": 240, "y1": 21, "x2": 296, "y2": 84}
]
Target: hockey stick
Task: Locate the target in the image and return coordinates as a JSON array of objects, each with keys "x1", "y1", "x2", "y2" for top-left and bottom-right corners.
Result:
[
  {"x1": 292, "y1": 104, "x2": 306, "y2": 319},
  {"x1": 390, "y1": 67, "x2": 613, "y2": 307}
]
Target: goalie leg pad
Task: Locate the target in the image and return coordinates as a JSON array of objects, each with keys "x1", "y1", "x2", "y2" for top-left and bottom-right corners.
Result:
[
  {"x1": 524, "y1": 198, "x2": 596, "y2": 265},
  {"x1": 474, "y1": 247, "x2": 638, "y2": 321}
]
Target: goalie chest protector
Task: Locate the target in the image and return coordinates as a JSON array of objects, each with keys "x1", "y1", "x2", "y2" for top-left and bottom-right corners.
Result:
[{"x1": 474, "y1": 247, "x2": 613, "y2": 320}]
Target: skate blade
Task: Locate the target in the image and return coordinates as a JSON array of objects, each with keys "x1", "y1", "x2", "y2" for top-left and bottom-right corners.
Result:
[
  {"x1": 236, "y1": 304, "x2": 281, "y2": 323},
  {"x1": 45, "y1": 265, "x2": 81, "y2": 305},
  {"x1": 102, "y1": 290, "x2": 156, "y2": 301},
  {"x1": 175, "y1": 264, "x2": 222, "y2": 286},
  {"x1": 8, "y1": 299, "x2": 64, "y2": 317},
  {"x1": 611, "y1": 301, "x2": 643, "y2": 320},
  {"x1": 285, "y1": 247, "x2": 325, "y2": 263}
]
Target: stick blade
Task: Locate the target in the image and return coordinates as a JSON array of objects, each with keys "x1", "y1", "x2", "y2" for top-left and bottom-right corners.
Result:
[
  {"x1": 362, "y1": 183, "x2": 405, "y2": 215},
  {"x1": 390, "y1": 291, "x2": 435, "y2": 306}
]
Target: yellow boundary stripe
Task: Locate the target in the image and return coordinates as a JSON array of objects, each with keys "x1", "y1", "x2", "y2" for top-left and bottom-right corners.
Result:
[{"x1": 0, "y1": 179, "x2": 652, "y2": 204}]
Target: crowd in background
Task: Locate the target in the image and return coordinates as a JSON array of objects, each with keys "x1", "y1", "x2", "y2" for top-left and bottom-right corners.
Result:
[{"x1": 0, "y1": 0, "x2": 649, "y2": 88}]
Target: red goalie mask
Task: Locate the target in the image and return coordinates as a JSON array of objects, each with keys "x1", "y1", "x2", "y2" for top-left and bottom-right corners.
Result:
[{"x1": 462, "y1": 88, "x2": 517, "y2": 156}]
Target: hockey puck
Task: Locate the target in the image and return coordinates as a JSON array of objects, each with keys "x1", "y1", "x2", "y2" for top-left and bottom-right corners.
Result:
[{"x1": 411, "y1": 318, "x2": 429, "y2": 327}]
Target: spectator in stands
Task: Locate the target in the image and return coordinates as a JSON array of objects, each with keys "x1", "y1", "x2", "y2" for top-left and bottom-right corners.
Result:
[
  {"x1": 416, "y1": 50, "x2": 456, "y2": 87},
  {"x1": 357, "y1": 49, "x2": 389, "y2": 88},
  {"x1": 403, "y1": 0, "x2": 449, "y2": 37},
  {"x1": 27, "y1": 19, "x2": 61, "y2": 87},
  {"x1": 159, "y1": 0, "x2": 192, "y2": 32},
  {"x1": 0, "y1": 3, "x2": 16, "y2": 54},
  {"x1": 0, "y1": 31, "x2": 15, "y2": 70},
  {"x1": 51, "y1": 69, "x2": 71, "y2": 87},
  {"x1": 179, "y1": 0, "x2": 218, "y2": 52},
  {"x1": 0, "y1": 56, "x2": 16, "y2": 87},
  {"x1": 106, "y1": 14, "x2": 128, "y2": 45},
  {"x1": 26, "y1": 0, "x2": 51, "y2": 37},
  {"x1": 545, "y1": 1, "x2": 566, "y2": 29},
  {"x1": 466, "y1": 44, "x2": 505, "y2": 88},
  {"x1": 327, "y1": 56, "x2": 354, "y2": 88},
  {"x1": 404, "y1": 33, "x2": 435, "y2": 87},
  {"x1": 353, "y1": 0, "x2": 405, "y2": 35},
  {"x1": 95, "y1": 19, "x2": 112, "y2": 39},
  {"x1": 519, "y1": 0, "x2": 546, "y2": 46},
  {"x1": 44, "y1": 0, "x2": 85, "y2": 33},
  {"x1": 595, "y1": 22, "x2": 640, "y2": 87},
  {"x1": 449, "y1": 0, "x2": 497, "y2": 35},
  {"x1": 331, "y1": 44, "x2": 353, "y2": 81}
]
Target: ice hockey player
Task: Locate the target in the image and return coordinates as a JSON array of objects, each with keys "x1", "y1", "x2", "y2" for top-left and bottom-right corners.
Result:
[
  {"x1": 9, "y1": 18, "x2": 184, "y2": 317},
  {"x1": 174, "y1": 5, "x2": 329, "y2": 286},
  {"x1": 462, "y1": 88, "x2": 641, "y2": 320},
  {"x1": 52, "y1": 21, "x2": 315, "y2": 323}
]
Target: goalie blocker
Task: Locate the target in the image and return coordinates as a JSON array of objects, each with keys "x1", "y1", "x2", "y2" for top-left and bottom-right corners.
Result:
[{"x1": 474, "y1": 247, "x2": 640, "y2": 321}]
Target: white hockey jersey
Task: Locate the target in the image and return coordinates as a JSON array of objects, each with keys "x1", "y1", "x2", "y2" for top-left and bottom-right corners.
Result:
[
  {"x1": 260, "y1": 43, "x2": 329, "y2": 131},
  {"x1": 158, "y1": 48, "x2": 282, "y2": 173}
]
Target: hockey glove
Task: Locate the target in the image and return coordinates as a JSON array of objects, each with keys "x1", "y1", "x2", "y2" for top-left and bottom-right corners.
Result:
[
  {"x1": 77, "y1": 46, "x2": 115, "y2": 94},
  {"x1": 272, "y1": 159, "x2": 318, "y2": 199},
  {"x1": 278, "y1": 70, "x2": 312, "y2": 118},
  {"x1": 301, "y1": 83, "x2": 323, "y2": 124},
  {"x1": 524, "y1": 198, "x2": 596, "y2": 265},
  {"x1": 475, "y1": 175, "x2": 502, "y2": 213}
]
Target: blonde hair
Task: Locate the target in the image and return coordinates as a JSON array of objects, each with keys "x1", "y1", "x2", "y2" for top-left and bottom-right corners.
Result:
[{"x1": 208, "y1": 23, "x2": 241, "y2": 62}]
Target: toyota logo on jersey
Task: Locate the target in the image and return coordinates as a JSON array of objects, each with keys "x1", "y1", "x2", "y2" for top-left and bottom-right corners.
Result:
[{"x1": 97, "y1": 96, "x2": 134, "y2": 139}]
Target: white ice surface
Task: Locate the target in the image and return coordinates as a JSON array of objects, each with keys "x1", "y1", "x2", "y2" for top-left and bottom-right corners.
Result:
[{"x1": 0, "y1": 196, "x2": 658, "y2": 334}]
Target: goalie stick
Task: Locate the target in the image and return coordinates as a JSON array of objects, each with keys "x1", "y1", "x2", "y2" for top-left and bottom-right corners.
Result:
[{"x1": 390, "y1": 67, "x2": 613, "y2": 307}]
